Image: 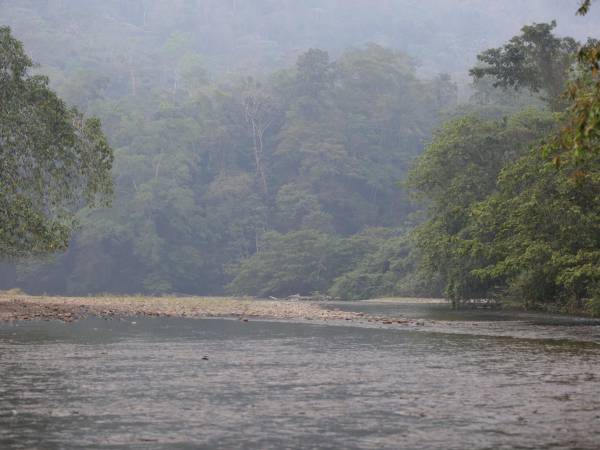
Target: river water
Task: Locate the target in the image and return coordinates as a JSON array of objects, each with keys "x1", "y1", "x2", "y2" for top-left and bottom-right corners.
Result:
[{"x1": 1, "y1": 301, "x2": 599, "y2": 449}]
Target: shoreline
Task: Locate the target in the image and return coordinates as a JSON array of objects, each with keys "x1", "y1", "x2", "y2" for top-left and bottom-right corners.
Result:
[
  {"x1": 2, "y1": 295, "x2": 600, "y2": 344},
  {"x1": 0, "y1": 294, "x2": 421, "y2": 326}
]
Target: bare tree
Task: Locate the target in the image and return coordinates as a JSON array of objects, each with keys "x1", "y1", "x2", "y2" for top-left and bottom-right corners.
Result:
[{"x1": 243, "y1": 92, "x2": 275, "y2": 196}]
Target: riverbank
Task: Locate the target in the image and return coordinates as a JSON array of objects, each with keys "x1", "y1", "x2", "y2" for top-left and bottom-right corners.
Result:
[
  {"x1": 0, "y1": 294, "x2": 425, "y2": 326},
  {"x1": 0, "y1": 294, "x2": 360, "y2": 323},
  {"x1": 4, "y1": 295, "x2": 599, "y2": 344}
]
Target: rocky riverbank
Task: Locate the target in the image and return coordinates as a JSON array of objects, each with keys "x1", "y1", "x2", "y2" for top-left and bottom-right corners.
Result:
[
  {"x1": 0, "y1": 294, "x2": 419, "y2": 326},
  {"x1": 3, "y1": 293, "x2": 599, "y2": 344}
]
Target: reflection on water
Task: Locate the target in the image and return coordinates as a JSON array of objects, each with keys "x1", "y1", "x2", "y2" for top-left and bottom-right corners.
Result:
[{"x1": 1, "y1": 315, "x2": 599, "y2": 449}]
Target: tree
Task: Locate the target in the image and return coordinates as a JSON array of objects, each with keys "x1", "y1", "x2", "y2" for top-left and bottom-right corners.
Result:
[
  {"x1": 329, "y1": 233, "x2": 441, "y2": 300},
  {"x1": 407, "y1": 110, "x2": 556, "y2": 305},
  {"x1": 470, "y1": 13, "x2": 600, "y2": 168},
  {"x1": 546, "y1": 0, "x2": 600, "y2": 163},
  {"x1": 466, "y1": 142, "x2": 600, "y2": 314},
  {"x1": 0, "y1": 27, "x2": 113, "y2": 257},
  {"x1": 545, "y1": 39, "x2": 600, "y2": 166},
  {"x1": 470, "y1": 22, "x2": 579, "y2": 111},
  {"x1": 456, "y1": 0, "x2": 600, "y2": 314},
  {"x1": 242, "y1": 85, "x2": 277, "y2": 196},
  {"x1": 227, "y1": 230, "x2": 345, "y2": 297},
  {"x1": 294, "y1": 48, "x2": 333, "y2": 97}
]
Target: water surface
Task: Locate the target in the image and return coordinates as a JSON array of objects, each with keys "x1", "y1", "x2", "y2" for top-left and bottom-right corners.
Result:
[{"x1": 1, "y1": 310, "x2": 599, "y2": 449}]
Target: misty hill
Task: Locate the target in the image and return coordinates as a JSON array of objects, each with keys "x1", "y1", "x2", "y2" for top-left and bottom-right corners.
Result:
[{"x1": 2, "y1": 0, "x2": 599, "y2": 99}]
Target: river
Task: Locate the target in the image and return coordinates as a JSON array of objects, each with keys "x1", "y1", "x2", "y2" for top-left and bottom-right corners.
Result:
[{"x1": 1, "y1": 300, "x2": 599, "y2": 449}]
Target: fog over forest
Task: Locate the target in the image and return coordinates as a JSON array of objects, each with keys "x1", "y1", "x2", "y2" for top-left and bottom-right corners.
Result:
[
  {"x1": 4, "y1": 3, "x2": 600, "y2": 447},
  {"x1": 2, "y1": 0, "x2": 600, "y2": 315},
  {"x1": 3, "y1": 1, "x2": 600, "y2": 89}
]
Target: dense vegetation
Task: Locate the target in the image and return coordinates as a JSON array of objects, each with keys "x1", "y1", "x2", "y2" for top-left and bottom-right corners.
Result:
[
  {"x1": 410, "y1": 16, "x2": 600, "y2": 315},
  {"x1": 0, "y1": 38, "x2": 455, "y2": 295},
  {"x1": 0, "y1": 27, "x2": 112, "y2": 258},
  {"x1": 2, "y1": 1, "x2": 600, "y2": 315}
]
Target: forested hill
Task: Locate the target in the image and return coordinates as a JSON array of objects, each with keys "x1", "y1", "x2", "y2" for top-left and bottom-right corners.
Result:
[
  {"x1": 0, "y1": 35, "x2": 456, "y2": 295},
  {"x1": 2, "y1": 0, "x2": 600, "y2": 92},
  {"x1": 0, "y1": 0, "x2": 467, "y2": 297}
]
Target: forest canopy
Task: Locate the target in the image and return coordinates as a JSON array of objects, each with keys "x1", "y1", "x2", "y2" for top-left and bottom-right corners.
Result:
[{"x1": 0, "y1": 41, "x2": 455, "y2": 295}]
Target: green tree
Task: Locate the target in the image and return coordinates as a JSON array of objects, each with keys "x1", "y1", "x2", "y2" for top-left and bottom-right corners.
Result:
[
  {"x1": 470, "y1": 21, "x2": 579, "y2": 111},
  {"x1": 329, "y1": 233, "x2": 441, "y2": 300},
  {"x1": 227, "y1": 230, "x2": 345, "y2": 297},
  {"x1": 548, "y1": 37, "x2": 600, "y2": 164},
  {"x1": 407, "y1": 110, "x2": 556, "y2": 304},
  {"x1": 0, "y1": 27, "x2": 112, "y2": 257},
  {"x1": 466, "y1": 144, "x2": 600, "y2": 314}
]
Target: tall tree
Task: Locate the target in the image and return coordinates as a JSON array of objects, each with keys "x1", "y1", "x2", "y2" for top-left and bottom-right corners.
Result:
[
  {"x1": 549, "y1": 2, "x2": 600, "y2": 164},
  {"x1": 407, "y1": 110, "x2": 556, "y2": 304},
  {"x1": 0, "y1": 27, "x2": 113, "y2": 257},
  {"x1": 470, "y1": 21, "x2": 579, "y2": 111}
]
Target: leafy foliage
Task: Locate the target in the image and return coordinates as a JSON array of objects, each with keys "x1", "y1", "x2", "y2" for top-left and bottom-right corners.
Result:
[
  {"x1": 407, "y1": 110, "x2": 556, "y2": 303},
  {"x1": 578, "y1": 0, "x2": 593, "y2": 15},
  {"x1": 470, "y1": 22, "x2": 579, "y2": 111},
  {"x1": 466, "y1": 150, "x2": 600, "y2": 313},
  {"x1": 228, "y1": 230, "x2": 345, "y2": 297},
  {"x1": 0, "y1": 27, "x2": 112, "y2": 257},
  {"x1": 407, "y1": 12, "x2": 600, "y2": 314},
  {"x1": 329, "y1": 234, "x2": 442, "y2": 300}
]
